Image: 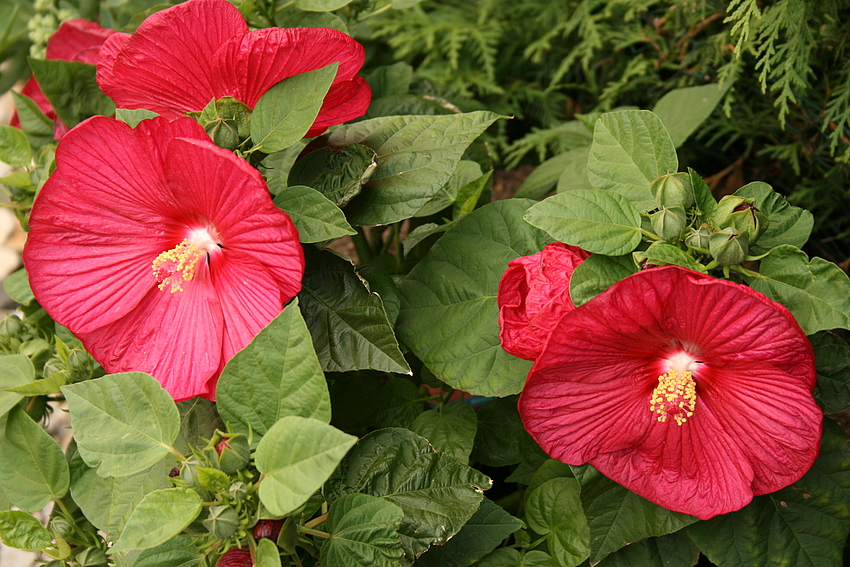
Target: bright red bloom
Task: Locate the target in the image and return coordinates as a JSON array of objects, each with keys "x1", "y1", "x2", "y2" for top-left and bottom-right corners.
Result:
[
  {"x1": 23, "y1": 115, "x2": 304, "y2": 401},
  {"x1": 519, "y1": 266, "x2": 822, "y2": 520},
  {"x1": 96, "y1": 0, "x2": 371, "y2": 137},
  {"x1": 498, "y1": 242, "x2": 591, "y2": 360},
  {"x1": 12, "y1": 19, "x2": 115, "y2": 140}
]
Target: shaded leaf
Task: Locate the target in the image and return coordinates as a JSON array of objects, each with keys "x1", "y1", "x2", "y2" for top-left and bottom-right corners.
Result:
[
  {"x1": 525, "y1": 478, "x2": 590, "y2": 567},
  {"x1": 410, "y1": 401, "x2": 478, "y2": 462},
  {"x1": 321, "y1": 493, "x2": 404, "y2": 567},
  {"x1": 288, "y1": 144, "x2": 377, "y2": 206},
  {"x1": 10, "y1": 92, "x2": 53, "y2": 150},
  {"x1": 29, "y1": 58, "x2": 115, "y2": 128},
  {"x1": 0, "y1": 354, "x2": 33, "y2": 418},
  {"x1": 653, "y1": 83, "x2": 729, "y2": 147},
  {"x1": 568, "y1": 254, "x2": 637, "y2": 307},
  {"x1": 809, "y1": 331, "x2": 850, "y2": 413},
  {"x1": 734, "y1": 181, "x2": 814, "y2": 253},
  {"x1": 597, "y1": 530, "x2": 699, "y2": 567},
  {"x1": 273, "y1": 185, "x2": 356, "y2": 243},
  {"x1": 2, "y1": 268, "x2": 33, "y2": 305}
]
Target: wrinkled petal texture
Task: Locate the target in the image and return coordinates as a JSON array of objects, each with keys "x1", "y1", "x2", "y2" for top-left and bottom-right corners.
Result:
[
  {"x1": 97, "y1": 0, "x2": 370, "y2": 134},
  {"x1": 519, "y1": 265, "x2": 821, "y2": 520},
  {"x1": 498, "y1": 242, "x2": 590, "y2": 360},
  {"x1": 24, "y1": 115, "x2": 304, "y2": 401},
  {"x1": 11, "y1": 19, "x2": 114, "y2": 136}
]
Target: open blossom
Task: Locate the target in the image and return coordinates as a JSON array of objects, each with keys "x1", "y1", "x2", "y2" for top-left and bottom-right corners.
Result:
[
  {"x1": 498, "y1": 242, "x2": 591, "y2": 360},
  {"x1": 96, "y1": 0, "x2": 371, "y2": 137},
  {"x1": 23, "y1": 115, "x2": 304, "y2": 401},
  {"x1": 518, "y1": 266, "x2": 822, "y2": 519},
  {"x1": 12, "y1": 19, "x2": 115, "y2": 140}
]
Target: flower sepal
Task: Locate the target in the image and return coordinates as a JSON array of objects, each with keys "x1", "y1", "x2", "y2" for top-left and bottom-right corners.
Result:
[
  {"x1": 192, "y1": 97, "x2": 253, "y2": 151},
  {"x1": 709, "y1": 227, "x2": 749, "y2": 266}
]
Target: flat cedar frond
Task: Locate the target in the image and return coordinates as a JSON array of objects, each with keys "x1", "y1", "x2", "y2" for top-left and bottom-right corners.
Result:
[{"x1": 824, "y1": 71, "x2": 850, "y2": 155}]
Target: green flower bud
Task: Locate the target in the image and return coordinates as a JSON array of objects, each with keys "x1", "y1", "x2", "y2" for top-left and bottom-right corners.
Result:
[
  {"x1": 215, "y1": 433, "x2": 250, "y2": 475},
  {"x1": 685, "y1": 226, "x2": 711, "y2": 250},
  {"x1": 180, "y1": 456, "x2": 202, "y2": 486},
  {"x1": 196, "y1": 97, "x2": 252, "y2": 151},
  {"x1": 203, "y1": 505, "x2": 241, "y2": 540},
  {"x1": 0, "y1": 315, "x2": 24, "y2": 338},
  {"x1": 709, "y1": 227, "x2": 749, "y2": 266},
  {"x1": 650, "y1": 206, "x2": 687, "y2": 241},
  {"x1": 50, "y1": 517, "x2": 75, "y2": 542},
  {"x1": 20, "y1": 337, "x2": 53, "y2": 368},
  {"x1": 651, "y1": 173, "x2": 694, "y2": 209},
  {"x1": 228, "y1": 481, "x2": 248, "y2": 500},
  {"x1": 711, "y1": 195, "x2": 768, "y2": 240}
]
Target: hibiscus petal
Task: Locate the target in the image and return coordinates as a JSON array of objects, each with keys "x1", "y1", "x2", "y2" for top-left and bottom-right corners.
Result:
[
  {"x1": 76, "y1": 273, "x2": 224, "y2": 402},
  {"x1": 98, "y1": 0, "x2": 247, "y2": 116},
  {"x1": 162, "y1": 137, "x2": 304, "y2": 299},
  {"x1": 306, "y1": 76, "x2": 372, "y2": 137},
  {"x1": 498, "y1": 242, "x2": 590, "y2": 360},
  {"x1": 47, "y1": 19, "x2": 114, "y2": 63},
  {"x1": 211, "y1": 26, "x2": 366, "y2": 108}
]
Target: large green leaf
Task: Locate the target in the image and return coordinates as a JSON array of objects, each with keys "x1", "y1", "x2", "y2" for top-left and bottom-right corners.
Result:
[
  {"x1": 256, "y1": 538, "x2": 282, "y2": 567},
  {"x1": 371, "y1": 376, "x2": 424, "y2": 429},
  {"x1": 326, "y1": 428, "x2": 492, "y2": 559},
  {"x1": 29, "y1": 58, "x2": 115, "y2": 129},
  {"x1": 471, "y1": 396, "x2": 536, "y2": 468},
  {"x1": 110, "y1": 488, "x2": 202, "y2": 555},
  {"x1": 734, "y1": 182, "x2": 814, "y2": 253},
  {"x1": 570, "y1": 465, "x2": 699, "y2": 563},
  {"x1": 597, "y1": 531, "x2": 699, "y2": 567},
  {"x1": 0, "y1": 354, "x2": 33, "y2": 418},
  {"x1": 0, "y1": 510, "x2": 53, "y2": 551},
  {"x1": 687, "y1": 418, "x2": 850, "y2": 567},
  {"x1": 397, "y1": 200, "x2": 551, "y2": 397},
  {"x1": 416, "y1": 160, "x2": 483, "y2": 217},
  {"x1": 69, "y1": 451, "x2": 170, "y2": 541},
  {"x1": 525, "y1": 478, "x2": 590, "y2": 567},
  {"x1": 273, "y1": 186, "x2": 356, "y2": 243},
  {"x1": 414, "y1": 498, "x2": 523, "y2": 567},
  {"x1": 216, "y1": 300, "x2": 332, "y2": 438},
  {"x1": 0, "y1": 124, "x2": 31, "y2": 167},
  {"x1": 809, "y1": 331, "x2": 850, "y2": 413},
  {"x1": 652, "y1": 83, "x2": 728, "y2": 147},
  {"x1": 320, "y1": 493, "x2": 404, "y2": 567},
  {"x1": 568, "y1": 254, "x2": 637, "y2": 307},
  {"x1": 514, "y1": 152, "x2": 576, "y2": 200},
  {"x1": 327, "y1": 111, "x2": 502, "y2": 224},
  {"x1": 410, "y1": 400, "x2": 478, "y2": 462},
  {"x1": 251, "y1": 63, "x2": 337, "y2": 152},
  {"x1": 298, "y1": 247, "x2": 410, "y2": 374},
  {"x1": 10, "y1": 91, "x2": 54, "y2": 151},
  {"x1": 287, "y1": 144, "x2": 377, "y2": 206},
  {"x1": 3, "y1": 268, "x2": 34, "y2": 305},
  {"x1": 747, "y1": 245, "x2": 850, "y2": 334},
  {"x1": 477, "y1": 548, "x2": 558, "y2": 566},
  {"x1": 173, "y1": 398, "x2": 223, "y2": 456},
  {"x1": 132, "y1": 535, "x2": 201, "y2": 567},
  {"x1": 61, "y1": 373, "x2": 181, "y2": 477},
  {"x1": 523, "y1": 189, "x2": 642, "y2": 256},
  {"x1": 0, "y1": 406, "x2": 69, "y2": 512},
  {"x1": 586, "y1": 110, "x2": 678, "y2": 211},
  {"x1": 254, "y1": 416, "x2": 357, "y2": 516}
]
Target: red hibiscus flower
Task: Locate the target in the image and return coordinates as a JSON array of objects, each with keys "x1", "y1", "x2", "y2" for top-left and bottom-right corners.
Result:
[
  {"x1": 518, "y1": 266, "x2": 822, "y2": 520},
  {"x1": 23, "y1": 115, "x2": 304, "y2": 401},
  {"x1": 498, "y1": 242, "x2": 591, "y2": 360},
  {"x1": 96, "y1": 0, "x2": 371, "y2": 137},
  {"x1": 12, "y1": 19, "x2": 115, "y2": 140}
]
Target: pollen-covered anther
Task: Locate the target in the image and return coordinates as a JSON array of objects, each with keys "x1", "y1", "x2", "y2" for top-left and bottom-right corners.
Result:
[
  {"x1": 152, "y1": 239, "x2": 204, "y2": 293},
  {"x1": 650, "y1": 369, "x2": 697, "y2": 425}
]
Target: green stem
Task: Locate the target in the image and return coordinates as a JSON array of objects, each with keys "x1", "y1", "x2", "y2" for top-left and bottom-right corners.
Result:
[
  {"x1": 358, "y1": 3, "x2": 392, "y2": 21},
  {"x1": 298, "y1": 526, "x2": 331, "y2": 539},
  {"x1": 352, "y1": 227, "x2": 373, "y2": 263},
  {"x1": 304, "y1": 513, "x2": 328, "y2": 530}
]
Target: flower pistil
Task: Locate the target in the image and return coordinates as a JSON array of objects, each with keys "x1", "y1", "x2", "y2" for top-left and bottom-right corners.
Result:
[
  {"x1": 153, "y1": 239, "x2": 205, "y2": 292},
  {"x1": 650, "y1": 369, "x2": 697, "y2": 425}
]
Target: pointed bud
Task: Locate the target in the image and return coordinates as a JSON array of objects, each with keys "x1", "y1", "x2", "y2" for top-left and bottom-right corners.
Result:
[
  {"x1": 211, "y1": 431, "x2": 250, "y2": 474},
  {"x1": 204, "y1": 505, "x2": 241, "y2": 540},
  {"x1": 709, "y1": 227, "x2": 749, "y2": 265},
  {"x1": 685, "y1": 226, "x2": 711, "y2": 249},
  {"x1": 651, "y1": 173, "x2": 694, "y2": 209},
  {"x1": 194, "y1": 97, "x2": 252, "y2": 151},
  {"x1": 650, "y1": 206, "x2": 687, "y2": 241}
]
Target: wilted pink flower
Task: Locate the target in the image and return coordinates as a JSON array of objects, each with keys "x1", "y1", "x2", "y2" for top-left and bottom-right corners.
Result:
[
  {"x1": 96, "y1": 0, "x2": 370, "y2": 137},
  {"x1": 12, "y1": 19, "x2": 115, "y2": 140},
  {"x1": 519, "y1": 266, "x2": 822, "y2": 519},
  {"x1": 23, "y1": 116, "x2": 304, "y2": 401},
  {"x1": 498, "y1": 242, "x2": 591, "y2": 360}
]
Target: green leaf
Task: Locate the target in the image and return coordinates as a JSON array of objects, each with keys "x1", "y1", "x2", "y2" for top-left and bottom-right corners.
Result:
[
  {"x1": 256, "y1": 537, "x2": 282, "y2": 567},
  {"x1": 10, "y1": 91, "x2": 53, "y2": 150},
  {"x1": 173, "y1": 398, "x2": 223, "y2": 456},
  {"x1": 633, "y1": 242, "x2": 705, "y2": 271},
  {"x1": 0, "y1": 406, "x2": 69, "y2": 511},
  {"x1": 326, "y1": 428, "x2": 492, "y2": 559},
  {"x1": 0, "y1": 510, "x2": 53, "y2": 551},
  {"x1": 251, "y1": 63, "x2": 338, "y2": 152},
  {"x1": 416, "y1": 160, "x2": 483, "y2": 217},
  {"x1": 114, "y1": 108, "x2": 159, "y2": 128},
  {"x1": 747, "y1": 245, "x2": 850, "y2": 334},
  {"x1": 734, "y1": 181, "x2": 814, "y2": 253},
  {"x1": 217, "y1": 299, "x2": 332, "y2": 438},
  {"x1": 454, "y1": 169, "x2": 492, "y2": 219},
  {"x1": 0, "y1": 354, "x2": 34, "y2": 418},
  {"x1": 571, "y1": 464, "x2": 699, "y2": 563},
  {"x1": 294, "y1": 0, "x2": 354, "y2": 11},
  {"x1": 689, "y1": 168, "x2": 716, "y2": 219},
  {"x1": 652, "y1": 83, "x2": 729, "y2": 147},
  {"x1": 133, "y1": 535, "x2": 201, "y2": 567},
  {"x1": 365, "y1": 62, "x2": 413, "y2": 99},
  {"x1": 523, "y1": 189, "x2": 643, "y2": 256},
  {"x1": 471, "y1": 396, "x2": 536, "y2": 467},
  {"x1": 29, "y1": 59, "x2": 115, "y2": 129},
  {"x1": 327, "y1": 111, "x2": 503, "y2": 225},
  {"x1": 597, "y1": 531, "x2": 699, "y2": 567},
  {"x1": 687, "y1": 418, "x2": 850, "y2": 567},
  {"x1": 298, "y1": 247, "x2": 410, "y2": 374},
  {"x1": 477, "y1": 548, "x2": 558, "y2": 566},
  {"x1": 273, "y1": 185, "x2": 356, "y2": 243},
  {"x1": 110, "y1": 488, "x2": 202, "y2": 555},
  {"x1": 586, "y1": 110, "x2": 678, "y2": 211},
  {"x1": 810, "y1": 331, "x2": 850, "y2": 413},
  {"x1": 401, "y1": 221, "x2": 456, "y2": 255},
  {"x1": 321, "y1": 493, "x2": 404, "y2": 567},
  {"x1": 556, "y1": 147, "x2": 594, "y2": 194},
  {"x1": 371, "y1": 377, "x2": 423, "y2": 429},
  {"x1": 525, "y1": 478, "x2": 590, "y2": 567},
  {"x1": 0, "y1": 124, "x2": 31, "y2": 167},
  {"x1": 568, "y1": 254, "x2": 637, "y2": 307},
  {"x1": 397, "y1": 200, "x2": 551, "y2": 397},
  {"x1": 515, "y1": 149, "x2": 589, "y2": 200},
  {"x1": 69, "y1": 451, "x2": 170, "y2": 542},
  {"x1": 255, "y1": 416, "x2": 357, "y2": 516},
  {"x1": 61, "y1": 372, "x2": 181, "y2": 477},
  {"x1": 261, "y1": 139, "x2": 311, "y2": 195},
  {"x1": 287, "y1": 144, "x2": 377, "y2": 206},
  {"x1": 409, "y1": 400, "x2": 478, "y2": 462}
]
